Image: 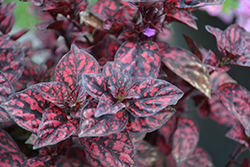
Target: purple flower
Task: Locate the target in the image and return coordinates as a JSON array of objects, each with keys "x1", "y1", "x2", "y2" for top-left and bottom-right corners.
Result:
[{"x1": 142, "y1": 27, "x2": 156, "y2": 37}]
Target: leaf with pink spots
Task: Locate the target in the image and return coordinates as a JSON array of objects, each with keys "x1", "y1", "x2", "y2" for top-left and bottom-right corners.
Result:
[
  {"x1": 81, "y1": 74, "x2": 109, "y2": 100},
  {"x1": 0, "y1": 48, "x2": 24, "y2": 83},
  {"x1": 115, "y1": 41, "x2": 161, "y2": 81},
  {"x1": 33, "y1": 82, "x2": 70, "y2": 108},
  {"x1": 0, "y1": 88, "x2": 53, "y2": 134},
  {"x1": 127, "y1": 106, "x2": 176, "y2": 134},
  {"x1": 55, "y1": 44, "x2": 100, "y2": 92},
  {"x1": 0, "y1": 129, "x2": 27, "y2": 166},
  {"x1": 34, "y1": 105, "x2": 79, "y2": 149},
  {"x1": 80, "y1": 129, "x2": 136, "y2": 167},
  {"x1": 217, "y1": 83, "x2": 250, "y2": 137},
  {"x1": 79, "y1": 100, "x2": 128, "y2": 137},
  {"x1": 225, "y1": 123, "x2": 248, "y2": 147},
  {"x1": 171, "y1": 117, "x2": 199, "y2": 166},
  {"x1": 206, "y1": 24, "x2": 250, "y2": 68},
  {"x1": 127, "y1": 79, "x2": 183, "y2": 117},
  {"x1": 166, "y1": 11, "x2": 197, "y2": 29},
  {"x1": 180, "y1": 147, "x2": 214, "y2": 167}
]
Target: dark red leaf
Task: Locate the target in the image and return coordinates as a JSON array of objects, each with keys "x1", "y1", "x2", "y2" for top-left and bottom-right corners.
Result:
[
  {"x1": 0, "y1": 107, "x2": 12, "y2": 122},
  {"x1": 102, "y1": 61, "x2": 128, "y2": 77},
  {"x1": 172, "y1": 117, "x2": 199, "y2": 166},
  {"x1": 159, "y1": 114, "x2": 177, "y2": 144},
  {"x1": 0, "y1": 152, "x2": 27, "y2": 167},
  {"x1": 81, "y1": 74, "x2": 109, "y2": 100},
  {"x1": 166, "y1": 11, "x2": 197, "y2": 29},
  {"x1": 136, "y1": 140, "x2": 159, "y2": 167},
  {"x1": 0, "y1": 129, "x2": 27, "y2": 166},
  {"x1": 34, "y1": 105, "x2": 79, "y2": 149},
  {"x1": 0, "y1": 48, "x2": 25, "y2": 83},
  {"x1": 33, "y1": 82, "x2": 70, "y2": 108},
  {"x1": 217, "y1": 83, "x2": 250, "y2": 137},
  {"x1": 55, "y1": 44, "x2": 100, "y2": 92},
  {"x1": 21, "y1": 158, "x2": 52, "y2": 167},
  {"x1": 10, "y1": 29, "x2": 29, "y2": 41},
  {"x1": 0, "y1": 13, "x2": 15, "y2": 34},
  {"x1": 80, "y1": 129, "x2": 136, "y2": 167},
  {"x1": 0, "y1": 35, "x2": 18, "y2": 48},
  {"x1": 225, "y1": 123, "x2": 248, "y2": 147},
  {"x1": 180, "y1": 147, "x2": 214, "y2": 167},
  {"x1": 0, "y1": 88, "x2": 53, "y2": 134},
  {"x1": 0, "y1": 2, "x2": 16, "y2": 16},
  {"x1": 115, "y1": 41, "x2": 161, "y2": 81},
  {"x1": 90, "y1": 0, "x2": 136, "y2": 23},
  {"x1": 206, "y1": 24, "x2": 250, "y2": 68},
  {"x1": 79, "y1": 101, "x2": 128, "y2": 137},
  {"x1": 0, "y1": 129, "x2": 21, "y2": 154},
  {"x1": 0, "y1": 71, "x2": 14, "y2": 103},
  {"x1": 127, "y1": 79, "x2": 183, "y2": 117},
  {"x1": 159, "y1": 41, "x2": 211, "y2": 98},
  {"x1": 208, "y1": 94, "x2": 238, "y2": 127},
  {"x1": 183, "y1": 34, "x2": 203, "y2": 61},
  {"x1": 127, "y1": 106, "x2": 175, "y2": 134}
]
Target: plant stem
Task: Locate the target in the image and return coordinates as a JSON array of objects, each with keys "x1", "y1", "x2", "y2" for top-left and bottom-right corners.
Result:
[{"x1": 226, "y1": 144, "x2": 246, "y2": 167}]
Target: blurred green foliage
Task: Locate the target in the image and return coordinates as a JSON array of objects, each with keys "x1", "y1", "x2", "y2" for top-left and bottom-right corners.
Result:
[
  {"x1": 222, "y1": 0, "x2": 239, "y2": 14},
  {"x1": 5, "y1": 0, "x2": 40, "y2": 30}
]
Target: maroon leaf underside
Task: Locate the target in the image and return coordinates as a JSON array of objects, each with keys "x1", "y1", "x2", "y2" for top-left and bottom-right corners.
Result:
[
  {"x1": 55, "y1": 44, "x2": 100, "y2": 92},
  {"x1": 79, "y1": 101, "x2": 128, "y2": 137},
  {"x1": 225, "y1": 123, "x2": 248, "y2": 147},
  {"x1": 183, "y1": 35, "x2": 203, "y2": 61},
  {"x1": 127, "y1": 106, "x2": 176, "y2": 134},
  {"x1": 136, "y1": 140, "x2": 160, "y2": 167},
  {"x1": 0, "y1": 71, "x2": 14, "y2": 103},
  {"x1": 33, "y1": 82, "x2": 70, "y2": 108},
  {"x1": 127, "y1": 79, "x2": 183, "y2": 117},
  {"x1": 172, "y1": 117, "x2": 199, "y2": 166},
  {"x1": 0, "y1": 48, "x2": 25, "y2": 83},
  {"x1": 80, "y1": 129, "x2": 136, "y2": 167},
  {"x1": 217, "y1": 83, "x2": 250, "y2": 137},
  {"x1": 81, "y1": 74, "x2": 109, "y2": 100},
  {"x1": 180, "y1": 147, "x2": 214, "y2": 167},
  {"x1": 115, "y1": 41, "x2": 161, "y2": 81},
  {"x1": 34, "y1": 105, "x2": 79, "y2": 149},
  {"x1": 0, "y1": 88, "x2": 53, "y2": 134},
  {"x1": 95, "y1": 93, "x2": 126, "y2": 117},
  {"x1": 166, "y1": 11, "x2": 197, "y2": 30},
  {"x1": 159, "y1": 42, "x2": 211, "y2": 98},
  {"x1": 0, "y1": 129, "x2": 27, "y2": 166}
]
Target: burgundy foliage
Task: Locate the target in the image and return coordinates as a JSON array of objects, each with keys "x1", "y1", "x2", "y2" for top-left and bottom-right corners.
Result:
[{"x1": 0, "y1": 0, "x2": 249, "y2": 166}]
